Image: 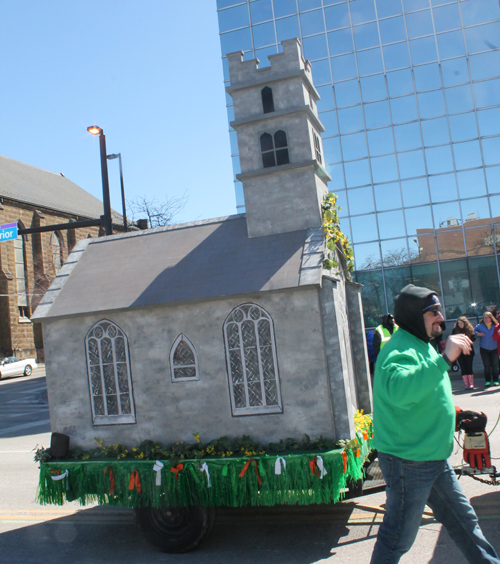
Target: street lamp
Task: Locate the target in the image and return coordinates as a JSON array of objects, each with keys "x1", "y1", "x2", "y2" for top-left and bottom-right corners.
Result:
[
  {"x1": 107, "y1": 153, "x2": 128, "y2": 232},
  {"x1": 87, "y1": 125, "x2": 113, "y2": 236}
]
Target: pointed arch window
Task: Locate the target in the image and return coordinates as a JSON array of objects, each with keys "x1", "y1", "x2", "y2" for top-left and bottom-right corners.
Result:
[
  {"x1": 170, "y1": 334, "x2": 199, "y2": 382},
  {"x1": 50, "y1": 231, "x2": 64, "y2": 273},
  {"x1": 85, "y1": 320, "x2": 136, "y2": 425},
  {"x1": 260, "y1": 131, "x2": 290, "y2": 168},
  {"x1": 261, "y1": 86, "x2": 274, "y2": 114},
  {"x1": 223, "y1": 304, "x2": 282, "y2": 416},
  {"x1": 14, "y1": 221, "x2": 29, "y2": 319}
]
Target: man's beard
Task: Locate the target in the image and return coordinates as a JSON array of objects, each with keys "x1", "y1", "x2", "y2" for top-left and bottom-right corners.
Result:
[{"x1": 431, "y1": 323, "x2": 443, "y2": 339}]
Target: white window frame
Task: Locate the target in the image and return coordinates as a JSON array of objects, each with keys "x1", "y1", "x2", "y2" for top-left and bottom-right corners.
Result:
[
  {"x1": 170, "y1": 334, "x2": 200, "y2": 382},
  {"x1": 223, "y1": 303, "x2": 282, "y2": 416},
  {"x1": 85, "y1": 319, "x2": 136, "y2": 425}
]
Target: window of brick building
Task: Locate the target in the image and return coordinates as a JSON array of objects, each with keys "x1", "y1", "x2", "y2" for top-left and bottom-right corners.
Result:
[{"x1": 170, "y1": 334, "x2": 199, "y2": 382}]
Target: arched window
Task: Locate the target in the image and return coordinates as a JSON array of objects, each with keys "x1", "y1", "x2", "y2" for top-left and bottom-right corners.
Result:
[
  {"x1": 260, "y1": 130, "x2": 290, "y2": 168},
  {"x1": 261, "y1": 86, "x2": 274, "y2": 114},
  {"x1": 170, "y1": 334, "x2": 199, "y2": 382},
  {"x1": 223, "y1": 304, "x2": 282, "y2": 416},
  {"x1": 50, "y1": 231, "x2": 63, "y2": 273},
  {"x1": 313, "y1": 132, "x2": 322, "y2": 165},
  {"x1": 85, "y1": 320, "x2": 136, "y2": 425},
  {"x1": 14, "y1": 220, "x2": 29, "y2": 318}
]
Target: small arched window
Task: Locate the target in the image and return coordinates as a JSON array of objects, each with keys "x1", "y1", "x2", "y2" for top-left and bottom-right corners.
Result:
[
  {"x1": 313, "y1": 132, "x2": 322, "y2": 165},
  {"x1": 260, "y1": 130, "x2": 290, "y2": 168},
  {"x1": 14, "y1": 220, "x2": 29, "y2": 318},
  {"x1": 261, "y1": 86, "x2": 274, "y2": 114},
  {"x1": 223, "y1": 303, "x2": 282, "y2": 416},
  {"x1": 50, "y1": 231, "x2": 64, "y2": 273},
  {"x1": 170, "y1": 334, "x2": 199, "y2": 382},
  {"x1": 85, "y1": 319, "x2": 136, "y2": 425}
]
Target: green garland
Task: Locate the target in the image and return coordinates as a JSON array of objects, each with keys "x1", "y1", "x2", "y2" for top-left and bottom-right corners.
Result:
[{"x1": 322, "y1": 192, "x2": 354, "y2": 273}]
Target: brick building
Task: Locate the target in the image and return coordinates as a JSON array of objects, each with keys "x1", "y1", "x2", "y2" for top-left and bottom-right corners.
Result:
[{"x1": 0, "y1": 155, "x2": 123, "y2": 360}]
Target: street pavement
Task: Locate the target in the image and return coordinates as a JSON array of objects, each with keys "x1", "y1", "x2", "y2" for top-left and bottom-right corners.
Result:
[{"x1": 1, "y1": 368, "x2": 500, "y2": 563}]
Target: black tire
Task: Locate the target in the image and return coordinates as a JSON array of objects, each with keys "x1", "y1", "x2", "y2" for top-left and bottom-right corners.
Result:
[
  {"x1": 135, "y1": 505, "x2": 216, "y2": 553},
  {"x1": 24, "y1": 365, "x2": 32, "y2": 376}
]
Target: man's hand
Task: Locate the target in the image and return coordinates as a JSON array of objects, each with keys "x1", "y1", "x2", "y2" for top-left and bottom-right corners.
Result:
[
  {"x1": 443, "y1": 334, "x2": 472, "y2": 362},
  {"x1": 477, "y1": 332, "x2": 486, "y2": 337}
]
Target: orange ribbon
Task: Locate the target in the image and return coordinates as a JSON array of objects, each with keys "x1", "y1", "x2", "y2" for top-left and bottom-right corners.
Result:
[
  {"x1": 309, "y1": 456, "x2": 320, "y2": 477},
  {"x1": 104, "y1": 467, "x2": 115, "y2": 495},
  {"x1": 342, "y1": 451, "x2": 347, "y2": 473},
  {"x1": 355, "y1": 448, "x2": 361, "y2": 458},
  {"x1": 171, "y1": 464, "x2": 184, "y2": 481},
  {"x1": 363, "y1": 433, "x2": 369, "y2": 441},
  {"x1": 239, "y1": 459, "x2": 262, "y2": 485},
  {"x1": 128, "y1": 469, "x2": 142, "y2": 494}
]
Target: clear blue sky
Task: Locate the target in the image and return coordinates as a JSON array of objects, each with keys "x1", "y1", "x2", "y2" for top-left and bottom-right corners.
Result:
[{"x1": 0, "y1": 1, "x2": 234, "y2": 224}]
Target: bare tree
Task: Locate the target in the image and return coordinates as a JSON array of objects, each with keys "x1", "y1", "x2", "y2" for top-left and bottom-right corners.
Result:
[{"x1": 127, "y1": 193, "x2": 188, "y2": 228}]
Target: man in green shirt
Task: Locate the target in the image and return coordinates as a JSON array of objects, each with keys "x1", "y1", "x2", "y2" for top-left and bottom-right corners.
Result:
[{"x1": 371, "y1": 284, "x2": 499, "y2": 564}]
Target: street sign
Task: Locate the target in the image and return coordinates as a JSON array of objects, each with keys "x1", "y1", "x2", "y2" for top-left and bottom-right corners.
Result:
[{"x1": 0, "y1": 222, "x2": 18, "y2": 241}]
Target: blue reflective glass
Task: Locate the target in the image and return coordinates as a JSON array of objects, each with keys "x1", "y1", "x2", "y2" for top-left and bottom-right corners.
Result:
[
  {"x1": 328, "y1": 28, "x2": 354, "y2": 55},
  {"x1": 220, "y1": 28, "x2": 253, "y2": 56},
  {"x1": 426, "y1": 145, "x2": 455, "y2": 174},
  {"x1": 225, "y1": 89, "x2": 233, "y2": 105},
  {"x1": 461, "y1": 0, "x2": 500, "y2": 26},
  {"x1": 474, "y1": 79, "x2": 500, "y2": 109},
  {"x1": 348, "y1": 186, "x2": 375, "y2": 214},
  {"x1": 454, "y1": 140, "x2": 483, "y2": 170},
  {"x1": 478, "y1": 108, "x2": 500, "y2": 137},
  {"x1": 421, "y1": 117, "x2": 450, "y2": 146},
  {"x1": 354, "y1": 242, "x2": 381, "y2": 269},
  {"x1": 316, "y1": 84, "x2": 335, "y2": 111},
  {"x1": 378, "y1": 210, "x2": 406, "y2": 239},
  {"x1": 395, "y1": 123, "x2": 422, "y2": 151},
  {"x1": 354, "y1": 22, "x2": 380, "y2": 50},
  {"x1": 462, "y1": 197, "x2": 490, "y2": 224},
  {"x1": 338, "y1": 105, "x2": 365, "y2": 133},
  {"x1": 364, "y1": 100, "x2": 392, "y2": 128},
  {"x1": 486, "y1": 166, "x2": 500, "y2": 194},
  {"x1": 324, "y1": 3, "x2": 350, "y2": 31},
  {"x1": 445, "y1": 84, "x2": 475, "y2": 114},
  {"x1": 218, "y1": 4, "x2": 249, "y2": 32},
  {"x1": 342, "y1": 132, "x2": 368, "y2": 160},
  {"x1": 303, "y1": 33, "x2": 329, "y2": 59},
  {"x1": 335, "y1": 189, "x2": 349, "y2": 217},
  {"x1": 403, "y1": 0, "x2": 429, "y2": 11},
  {"x1": 387, "y1": 68, "x2": 414, "y2": 96},
  {"x1": 437, "y1": 30, "x2": 466, "y2": 60},
  {"x1": 490, "y1": 195, "x2": 500, "y2": 216},
  {"x1": 371, "y1": 154, "x2": 399, "y2": 183},
  {"x1": 227, "y1": 105, "x2": 235, "y2": 122},
  {"x1": 457, "y1": 169, "x2": 487, "y2": 199},
  {"x1": 251, "y1": 0, "x2": 273, "y2": 23},
  {"x1": 449, "y1": 113, "x2": 479, "y2": 142},
  {"x1": 319, "y1": 109, "x2": 339, "y2": 135},
  {"x1": 465, "y1": 22, "x2": 500, "y2": 55},
  {"x1": 357, "y1": 48, "x2": 385, "y2": 76},
  {"x1": 482, "y1": 137, "x2": 500, "y2": 166},
  {"x1": 405, "y1": 206, "x2": 434, "y2": 235},
  {"x1": 331, "y1": 53, "x2": 358, "y2": 81},
  {"x1": 429, "y1": 172, "x2": 459, "y2": 202},
  {"x1": 234, "y1": 180, "x2": 245, "y2": 208},
  {"x1": 339, "y1": 217, "x2": 352, "y2": 240},
  {"x1": 323, "y1": 136, "x2": 342, "y2": 163},
  {"x1": 298, "y1": 0, "x2": 322, "y2": 10},
  {"x1": 367, "y1": 127, "x2": 395, "y2": 156},
  {"x1": 222, "y1": 57, "x2": 230, "y2": 81},
  {"x1": 414, "y1": 63, "x2": 442, "y2": 92},
  {"x1": 311, "y1": 59, "x2": 332, "y2": 84},
  {"x1": 406, "y1": 10, "x2": 434, "y2": 39},
  {"x1": 383, "y1": 42, "x2": 411, "y2": 70},
  {"x1": 350, "y1": 213, "x2": 378, "y2": 242},
  {"x1": 300, "y1": 9, "x2": 325, "y2": 36},
  {"x1": 327, "y1": 163, "x2": 346, "y2": 189},
  {"x1": 441, "y1": 58, "x2": 469, "y2": 87},
  {"x1": 374, "y1": 182, "x2": 403, "y2": 210},
  {"x1": 345, "y1": 159, "x2": 372, "y2": 188},
  {"x1": 398, "y1": 149, "x2": 426, "y2": 179},
  {"x1": 432, "y1": 3, "x2": 461, "y2": 32},
  {"x1": 256, "y1": 45, "x2": 277, "y2": 67},
  {"x1": 229, "y1": 130, "x2": 239, "y2": 155},
  {"x1": 410, "y1": 36, "x2": 438, "y2": 65},
  {"x1": 470, "y1": 51, "x2": 500, "y2": 81},
  {"x1": 376, "y1": 0, "x2": 403, "y2": 18},
  {"x1": 276, "y1": 15, "x2": 300, "y2": 42},
  {"x1": 232, "y1": 155, "x2": 241, "y2": 180},
  {"x1": 360, "y1": 74, "x2": 387, "y2": 102},
  {"x1": 402, "y1": 177, "x2": 430, "y2": 207},
  {"x1": 350, "y1": 0, "x2": 377, "y2": 24},
  {"x1": 379, "y1": 16, "x2": 407, "y2": 44},
  {"x1": 433, "y1": 201, "x2": 462, "y2": 228},
  {"x1": 273, "y1": 0, "x2": 297, "y2": 18},
  {"x1": 391, "y1": 95, "x2": 419, "y2": 124},
  {"x1": 418, "y1": 90, "x2": 446, "y2": 119},
  {"x1": 218, "y1": 0, "x2": 244, "y2": 8},
  {"x1": 335, "y1": 79, "x2": 361, "y2": 107},
  {"x1": 253, "y1": 22, "x2": 276, "y2": 48}
]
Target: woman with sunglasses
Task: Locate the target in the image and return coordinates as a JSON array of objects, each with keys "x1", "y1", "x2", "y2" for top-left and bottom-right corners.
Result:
[
  {"x1": 451, "y1": 317, "x2": 476, "y2": 389},
  {"x1": 474, "y1": 311, "x2": 499, "y2": 387}
]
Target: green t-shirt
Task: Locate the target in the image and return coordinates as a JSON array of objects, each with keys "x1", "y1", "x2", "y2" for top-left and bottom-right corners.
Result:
[{"x1": 373, "y1": 328, "x2": 455, "y2": 461}]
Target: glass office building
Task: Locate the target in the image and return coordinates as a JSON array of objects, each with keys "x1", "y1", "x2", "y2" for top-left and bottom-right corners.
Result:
[{"x1": 217, "y1": 0, "x2": 500, "y2": 327}]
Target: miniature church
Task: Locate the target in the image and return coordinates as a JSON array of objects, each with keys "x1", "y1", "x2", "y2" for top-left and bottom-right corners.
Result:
[{"x1": 32, "y1": 38, "x2": 372, "y2": 449}]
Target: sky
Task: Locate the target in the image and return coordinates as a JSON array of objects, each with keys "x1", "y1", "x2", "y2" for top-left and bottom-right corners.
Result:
[{"x1": 0, "y1": 1, "x2": 235, "y2": 224}]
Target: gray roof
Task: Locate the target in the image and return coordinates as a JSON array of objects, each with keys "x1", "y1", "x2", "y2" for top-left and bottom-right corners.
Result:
[
  {"x1": 32, "y1": 215, "x2": 324, "y2": 321},
  {"x1": 0, "y1": 155, "x2": 122, "y2": 222}
]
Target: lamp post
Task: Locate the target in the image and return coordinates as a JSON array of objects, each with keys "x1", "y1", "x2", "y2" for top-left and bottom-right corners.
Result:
[
  {"x1": 87, "y1": 125, "x2": 113, "y2": 236},
  {"x1": 107, "y1": 153, "x2": 128, "y2": 232}
]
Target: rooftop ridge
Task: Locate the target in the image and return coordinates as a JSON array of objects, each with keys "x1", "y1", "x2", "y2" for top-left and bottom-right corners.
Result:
[{"x1": 0, "y1": 154, "x2": 64, "y2": 177}]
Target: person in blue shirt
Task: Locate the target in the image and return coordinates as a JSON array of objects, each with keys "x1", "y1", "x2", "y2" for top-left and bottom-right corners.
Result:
[{"x1": 474, "y1": 311, "x2": 499, "y2": 387}]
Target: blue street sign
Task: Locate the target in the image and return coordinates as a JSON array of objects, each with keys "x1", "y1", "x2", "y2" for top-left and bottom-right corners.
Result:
[{"x1": 0, "y1": 222, "x2": 18, "y2": 241}]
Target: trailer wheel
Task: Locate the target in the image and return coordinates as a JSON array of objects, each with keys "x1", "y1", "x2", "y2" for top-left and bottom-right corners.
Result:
[{"x1": 135, "y1": 505, "x2": 216, "y2": 553}]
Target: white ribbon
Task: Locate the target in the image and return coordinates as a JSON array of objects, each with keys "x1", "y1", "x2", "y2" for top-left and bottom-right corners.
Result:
[
  {"x1": 153, "y1": 460, "x2": 164, "y2": 486},
  {"x1": 275, "y1": 456, "x2": 286, "y2": 475},
  {"x1": 200, "y1": 462, "x2": 211, "y2": 488},
  {"x1": 317, "y1": 456, "x2": 327, "y2": 480},
  {"x1": 50, "y1": 469, "x2": 69, "y2": 490}
]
